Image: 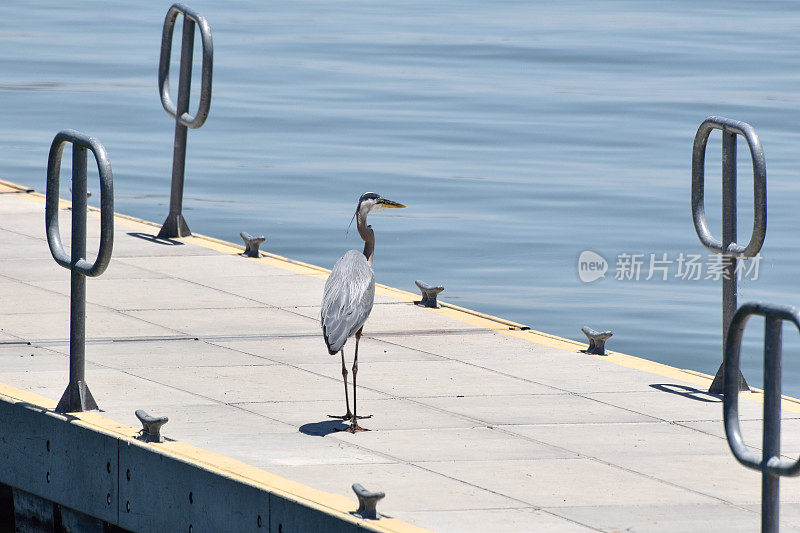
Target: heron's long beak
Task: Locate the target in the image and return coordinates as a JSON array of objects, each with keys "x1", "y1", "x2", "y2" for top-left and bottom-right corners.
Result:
[{"x1": 378, "y1": 198, "x2": 406, "y2": 209}]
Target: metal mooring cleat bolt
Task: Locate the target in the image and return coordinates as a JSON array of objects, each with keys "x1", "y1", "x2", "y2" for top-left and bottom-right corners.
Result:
[
  {"x1": 351, "y1": 483, "x2": 385, "y2": 520},
  {"x1": 581, "y1": 326, "x2": 613, "y2": 356},
  {"x1": 240, "y1": 232, "x2": 266, "y2": 258},
  {"x1": 135, "y1": 409, "x2": 168, "y2": 443},
  {"x1": 415, "y1": 280, "x2": 444, "y2": 308}
]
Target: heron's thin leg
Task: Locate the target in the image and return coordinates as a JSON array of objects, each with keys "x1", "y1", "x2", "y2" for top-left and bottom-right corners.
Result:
[
  {"x1": 327, "y1": 350, "x2": 352, "y2": 420},
  {"x1": 348, "y1": 330, "x2": 371, "y2": 432}
]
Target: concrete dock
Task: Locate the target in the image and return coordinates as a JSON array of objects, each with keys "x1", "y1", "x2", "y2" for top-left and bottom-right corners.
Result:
[{"x1": 2, "y1": 179, "x2": 800, "y2": 532}]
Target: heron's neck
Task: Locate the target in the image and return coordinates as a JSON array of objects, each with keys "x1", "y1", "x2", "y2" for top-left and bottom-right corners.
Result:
[{"x1": 357, "y1": 211, "x2": 375, "y2": 266}]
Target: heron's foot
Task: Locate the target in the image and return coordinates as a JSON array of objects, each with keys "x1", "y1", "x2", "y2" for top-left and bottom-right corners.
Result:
[
  {"x1": 327, "y1": 412, "x2": 353, "y2": 420},
  {"x1": 354, "y1": 414, "x2": 372, "y2": 420},
  {"x1": 343, "y1": 421, "x2": 370, "y2": 433}
]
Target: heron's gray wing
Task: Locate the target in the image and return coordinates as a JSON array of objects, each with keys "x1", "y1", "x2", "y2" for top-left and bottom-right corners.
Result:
[{"x1": 321, "y1": 250, "x2": 376, "y2": 354}]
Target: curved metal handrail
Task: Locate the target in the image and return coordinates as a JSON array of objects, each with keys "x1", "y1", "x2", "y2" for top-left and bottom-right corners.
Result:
[
  {"x1": 691, "y1": 116, "x2": 766, "y2": 258},
  {"x1": 45, "y1": 129, "x2": 114, "y2": 277},
  {"x1": 158, "y1": 3, "x2": 213, "y2": 129}
]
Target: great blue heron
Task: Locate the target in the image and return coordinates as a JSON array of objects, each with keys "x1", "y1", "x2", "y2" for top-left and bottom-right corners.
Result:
[{"x1": 321, "y1": 192, "x2": 406, "y2": 432}]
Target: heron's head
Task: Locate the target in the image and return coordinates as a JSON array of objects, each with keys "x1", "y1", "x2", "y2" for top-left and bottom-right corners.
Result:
[{"x1": 356, "y1": 192, "x2": 406, "y2": 218}]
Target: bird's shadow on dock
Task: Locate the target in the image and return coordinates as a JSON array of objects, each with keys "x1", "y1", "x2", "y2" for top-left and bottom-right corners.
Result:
[
  {"x1": 649, "y1": 383, "x2": 722, "y2": 403},
  {"x1": 299, "y1": 419, "x2": 349, "y2": 437}
]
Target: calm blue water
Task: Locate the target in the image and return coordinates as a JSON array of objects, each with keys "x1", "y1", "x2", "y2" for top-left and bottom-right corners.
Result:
[{"x1": 2, "y1": 1, "x2": 800, "y2": 394}]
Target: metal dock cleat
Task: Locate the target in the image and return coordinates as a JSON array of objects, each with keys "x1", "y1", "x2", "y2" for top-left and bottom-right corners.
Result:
[
  {"x1": 135, "y1": 409, "x2": 169, "y2": 443},
  {"x1": 581, "y1": 326, "x2": 612, "y2": 355},
  {"x1": 239, "y1": 231, "x2": 265, "y2": 258},
  {"x1": 414, "y1": 280, "x2": 444, "y2": 308},
  {"x1": 351, "y1": 483, "x2": 385, "y2": 520}
]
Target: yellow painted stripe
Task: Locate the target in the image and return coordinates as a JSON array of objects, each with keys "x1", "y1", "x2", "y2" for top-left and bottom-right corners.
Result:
[{"x1": 0, "y1": 181, "x2": 34, "y2": 193}]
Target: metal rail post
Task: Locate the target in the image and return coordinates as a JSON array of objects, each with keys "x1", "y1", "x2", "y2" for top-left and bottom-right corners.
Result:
[
  {"x1": 724, "y1": 302, "x2": 800, "y2": 532},
  {"x1": 45, "y1": 130, "x2": 114, "y2": 413},
  {"x1": 156, "y1": 3, "x2": 213, "y2": 239},
  {"x1": 692, "y1": 116, "x2": 767, "y2": 393}
]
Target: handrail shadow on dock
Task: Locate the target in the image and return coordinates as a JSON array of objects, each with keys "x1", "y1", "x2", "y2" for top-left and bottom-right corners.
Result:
[
  {"x1": 649, "y1": 383, "x2": 722, "y2": 403},
  {"x1": 127, "y1": 232, "x2": 184, "y2": 246}
]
